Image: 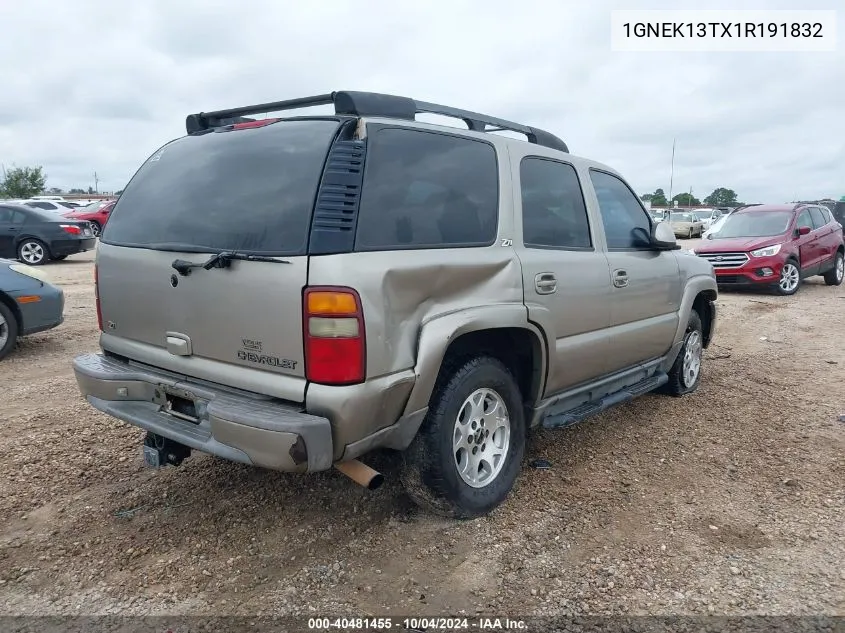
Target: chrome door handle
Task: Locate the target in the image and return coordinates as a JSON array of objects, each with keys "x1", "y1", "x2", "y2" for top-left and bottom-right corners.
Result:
[
  {"x1": 535, "y1": 272, "x2": 557, "y2": 294},
  {"x1": 613, "y1": 269, "x2": 629, "y2": 288}
]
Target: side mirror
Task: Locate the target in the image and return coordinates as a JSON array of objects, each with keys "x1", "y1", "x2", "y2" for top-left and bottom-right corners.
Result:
[
  {"x1": 651, "y1": 221, "x2": 679, "y2": 250},
  {"x1": 797, "y1": 225, "x2": 811, "y2": 236}
]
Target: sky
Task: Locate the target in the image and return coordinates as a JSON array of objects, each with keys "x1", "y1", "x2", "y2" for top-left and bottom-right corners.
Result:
[{"x1": 0, "y1": 0, "x2": 843, "y2": 203}]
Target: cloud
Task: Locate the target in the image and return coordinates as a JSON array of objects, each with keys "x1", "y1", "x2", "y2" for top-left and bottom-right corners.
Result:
[{"x1": 0, "y1": 0, "x2": 843, "y2": 201}]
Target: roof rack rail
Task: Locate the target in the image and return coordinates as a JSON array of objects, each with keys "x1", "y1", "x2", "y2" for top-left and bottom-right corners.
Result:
[{"x1": 185, "y1": 90, "x2": 569, "y2": 153}]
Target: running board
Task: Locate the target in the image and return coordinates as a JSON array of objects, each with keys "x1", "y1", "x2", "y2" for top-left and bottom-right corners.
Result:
[{"x1": 541, "y1": 372, "x2": 668, "y2": 430}]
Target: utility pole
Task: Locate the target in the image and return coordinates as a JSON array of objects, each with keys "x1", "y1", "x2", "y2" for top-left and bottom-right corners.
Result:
[
  {"x1": 668, "y1": 138, "x2": 676, "y2": 206},
  {"x1": 93, "y1": 171, "x2": 99, "y2": 194}
]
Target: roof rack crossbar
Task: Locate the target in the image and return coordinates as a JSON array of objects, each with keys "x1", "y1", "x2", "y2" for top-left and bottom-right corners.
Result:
[{"x1": 186, "y1": 90, "x2": 569, "y2": 152}]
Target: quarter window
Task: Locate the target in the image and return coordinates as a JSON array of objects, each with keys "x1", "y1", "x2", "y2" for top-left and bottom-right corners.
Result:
[{"x1": 355, "y1": 128, "x2": 499, "y2": 250}]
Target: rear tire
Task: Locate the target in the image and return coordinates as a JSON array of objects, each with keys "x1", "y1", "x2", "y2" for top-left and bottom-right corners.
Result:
[
  {"x1": 823, "y1": 251, "x2": 844, "y2": 286},
  {"x1": 17, "y1": 239, "x2": 49, "y2": 266},
  {"x1": 662, "y1": 310, "x2": 703, "y2": 397},
  {"x1": 400, "y1": 356, "x2": 525, "y2": 519},
  {"x1": 0, "y1": 301, "x2": 19, "y2": 361}
]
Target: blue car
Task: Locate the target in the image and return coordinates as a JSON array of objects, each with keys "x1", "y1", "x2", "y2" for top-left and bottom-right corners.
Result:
[{"x1": 0, "y1": 258, "x2": 64, "y2": 360}]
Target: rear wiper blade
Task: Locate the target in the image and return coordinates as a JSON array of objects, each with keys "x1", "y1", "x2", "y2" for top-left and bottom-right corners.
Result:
[{"x1": 171, "y1": 251, "x2": 291, "y2": 276}]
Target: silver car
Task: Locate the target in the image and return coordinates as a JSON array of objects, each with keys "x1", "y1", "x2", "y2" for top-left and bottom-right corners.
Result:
[
  {"x1": 72, "y1": 90, "x2": 717, "y2": 518},
  {"x1": 669, "y1": 211, "x2": 704, "y2": 238}
]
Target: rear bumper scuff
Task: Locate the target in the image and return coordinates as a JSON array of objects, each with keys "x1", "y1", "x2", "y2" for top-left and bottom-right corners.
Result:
[{"x1": 72, "y1": 353, "x2": 333, "y2": 472}]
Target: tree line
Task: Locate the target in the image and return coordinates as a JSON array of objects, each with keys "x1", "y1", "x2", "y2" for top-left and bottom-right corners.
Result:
[
  {"x1": 640, "y1": 187, "x2": 742, "y2": 208},
  {"x1": 1, "y1": 164, "x2": 122, "y2": 198}
]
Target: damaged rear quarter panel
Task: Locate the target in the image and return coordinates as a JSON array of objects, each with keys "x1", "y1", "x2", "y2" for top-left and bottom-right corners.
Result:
[{"x1": 306, "y1": 248, "x2": 526, "y2": 381}]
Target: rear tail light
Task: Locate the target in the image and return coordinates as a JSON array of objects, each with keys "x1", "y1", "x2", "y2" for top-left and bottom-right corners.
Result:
[
  {"x1": 303, "y1": 287, "x2": 365, "y2": 385},
  {"x1": 94, "y1": 264, "x2": 103, "y2": 332},
  {"x1": 59, "y1": 224, "x2": 81, "y2": 235}
]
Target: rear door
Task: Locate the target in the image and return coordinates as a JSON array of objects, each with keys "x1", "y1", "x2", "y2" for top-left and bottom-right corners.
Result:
[
  {"x1": 809, "y1": 206, "x2": 837, "y2": 268},
  {"x1": 97, "y1": 118, "x2": 342, "y2": 402},
  {"x1": 514, "y1": 155, "x2": 613, "y2": 394}
]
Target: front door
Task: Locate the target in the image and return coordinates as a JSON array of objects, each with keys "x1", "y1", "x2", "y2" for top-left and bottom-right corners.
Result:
[
  {"x1": 587, "y1": 169, "x2": 682, "y2": 374},
  {"x1": 514, "y1": 155, "x2": 613, "y2": 396},
  {"x1": 794, "y1": 208, "x2": 818, "y2": 273},
  {"x1": 0, "y1": 207, "x2": 23, "y2": 258}
]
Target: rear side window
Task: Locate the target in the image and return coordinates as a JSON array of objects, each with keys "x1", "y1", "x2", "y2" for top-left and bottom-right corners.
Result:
[
  {"x1": 520, "y1": 157, "x2": 591, "y2": 249},
  {"x1": 808, "y1": 207, "x2": 826, "y2": 229},
  {"x1": 103, "y1": 119, "x2": 340, "y2": 255},
  {"x1": 355, "y1": 128, "x2": 498, "y2": 250},
  {"x1": 820, "y1": 207, "x2": 832, "y2": 223}
]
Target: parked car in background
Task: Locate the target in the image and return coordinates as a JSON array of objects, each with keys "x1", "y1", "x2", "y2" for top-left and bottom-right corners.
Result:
[
  {"x1": 693, "y1": 208, "x2": 723, "y2": 231},
  {"x1": 0, "y1": 258, "x2": 65, "y2": 360},
  {"x1": 0, "y1": 203, "x2": 97, "y2": 265},
  {"x1": 669, "y1": 211, "x2": 704, "y2": 238},
  {"x1": 649, "y1": 209, "x2": 667, "y2": 222},
  {"x1": 702, "y1": 208, "x2": 736, "y2": 239},
  {"x1": 62, "y1": 200, "x2": 116, "y2": 237},
  {"x1": 693, "y1": 203, "x2": 844, "y2": 295},
  {"x1": 21, "y1": 199, "x2": 75, "y2": 214}
]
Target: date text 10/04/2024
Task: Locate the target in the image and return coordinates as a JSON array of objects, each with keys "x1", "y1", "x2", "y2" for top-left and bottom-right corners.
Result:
[{"x1": 308, "y1": 617, "x2": 528, "y2": 630}]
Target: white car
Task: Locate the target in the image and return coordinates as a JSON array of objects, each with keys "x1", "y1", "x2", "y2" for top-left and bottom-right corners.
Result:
[
  {"x1": 21, "y1": 199, "x2": 75, "y2": 214},
  {"x1": 702, "y1": 209, "x2": 735, "y2": 238},
  {"x1": 693, "y1": 208, "x2": 721, "y2": 231}
]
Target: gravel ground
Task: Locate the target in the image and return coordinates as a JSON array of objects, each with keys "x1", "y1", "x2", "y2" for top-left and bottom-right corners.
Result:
[{"x1": 1, "y1": 246, "x2": 843, "y2": 618}]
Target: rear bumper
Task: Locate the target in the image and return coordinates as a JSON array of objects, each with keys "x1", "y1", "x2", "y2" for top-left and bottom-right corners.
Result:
[
  {"x1": 72, "y1": 353, "x2": 333, "y2": 472},
  {"x1": 50, "y1": 237, "x2": 97, "y2": 257}
]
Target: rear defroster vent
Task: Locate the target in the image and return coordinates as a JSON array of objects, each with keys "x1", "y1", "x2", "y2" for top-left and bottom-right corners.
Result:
[{"x1": 309, "y1": 139, "x2": 367, "y2": 254}]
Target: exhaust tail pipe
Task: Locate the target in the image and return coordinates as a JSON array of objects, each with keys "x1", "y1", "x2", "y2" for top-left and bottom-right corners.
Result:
[{"x1": 334, "y1": 459, "x2": 384, "y2": 490}]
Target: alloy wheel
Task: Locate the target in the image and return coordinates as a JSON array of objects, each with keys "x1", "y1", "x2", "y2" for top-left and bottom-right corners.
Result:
[
  {"x1": 779, "y1": 263, "x2": 800, "y2": 293},
  {"x1": 452, "y1": 388, "x2": 511, "y2": 488},
  {"x1": 20, "y1": 242, "x2": 45, "y2": 265},
  {"x1": 681, "y1": 330, "x2": 702, "y2": 388}
]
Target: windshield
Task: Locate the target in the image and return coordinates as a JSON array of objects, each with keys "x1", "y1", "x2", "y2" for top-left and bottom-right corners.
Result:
[
  {"x1": 103, "y1": 119, "x2": 340, "y2": 255},
  {"x1": 715, "y1": 211, "x2": 792, "y2": 238},
  {"x1": 673, "y1": 213, "x2": 694, "y2": 222}
]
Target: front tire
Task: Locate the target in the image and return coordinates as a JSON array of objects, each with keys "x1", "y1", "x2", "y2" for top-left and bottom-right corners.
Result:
[
  {"x1": 775, "y1": 260, "x2": 801, "y2": 295},
  {"x1": 400, "y1": 356, "x2": 525, "y2": 519},
  {"x1": 662, "y1": 309, "x2": 703, "y2": 397},
  {"x1": 17, "y1": 239, "x2": 49, "y2": 266},
  {"x1": 0, "y1": 301, "x2": 19, "y2": 361},
  {"x1": 89, "y1": 221, "x2": 102, "y2": 237},
  {"x1": 823, "y1": 251, "x2": 844, "y2": 286}
]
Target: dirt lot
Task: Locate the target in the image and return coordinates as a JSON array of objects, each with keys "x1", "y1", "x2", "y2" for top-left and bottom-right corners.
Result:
[{"x1": 1, "y1": 246, "x2": 843, "y2": 618}]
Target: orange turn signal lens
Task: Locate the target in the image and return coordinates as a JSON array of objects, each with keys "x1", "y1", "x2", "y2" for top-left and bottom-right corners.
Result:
[
  {"x1": 16, "y1": 295, "x2": 41, "y2": 304},
  {"x1": 306, "y1": 291, "x2": 357, "y2": 316}
]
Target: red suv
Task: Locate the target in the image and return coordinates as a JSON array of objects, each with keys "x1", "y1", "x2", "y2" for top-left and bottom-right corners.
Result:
[
  {"x1": 61, "y1": 200, "x2": 116, "y2": 237},
  {"x1": 693, "y1": 203, "x2": 844, "y2": 295}
]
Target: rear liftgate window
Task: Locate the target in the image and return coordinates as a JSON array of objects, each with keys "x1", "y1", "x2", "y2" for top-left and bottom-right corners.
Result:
[
  {"x1": 354, "y1": 128, "x2": 499, "y2": 250},
  {"x1": 103, "y1": 119, "x2": 340, "y2": 255}
]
